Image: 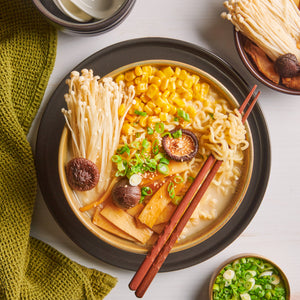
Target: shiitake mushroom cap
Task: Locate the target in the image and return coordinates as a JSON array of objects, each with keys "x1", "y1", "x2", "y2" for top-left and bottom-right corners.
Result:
[
  {"x1": 162, "y1": 128, "x2": 199, "y2": 162},
  {"x1": 112, "y1": 177, "x2": 141, "y2": 209},
  {"x1": 66, "y1": 157, "x2": 100, "y2": 191},
  {"x1": 275, "y1": 53, "x2": 300, "y2": 78}
]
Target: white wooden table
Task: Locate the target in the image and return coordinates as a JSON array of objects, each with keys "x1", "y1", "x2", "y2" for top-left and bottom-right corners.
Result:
[{"x1": 29, "y1": 0, "x2": 300, "y2": 299}]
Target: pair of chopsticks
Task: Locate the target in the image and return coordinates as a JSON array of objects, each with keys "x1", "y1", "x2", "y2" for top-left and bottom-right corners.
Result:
[{"x1": 129, "y1": 85, "x2": 260, "y2": 298}]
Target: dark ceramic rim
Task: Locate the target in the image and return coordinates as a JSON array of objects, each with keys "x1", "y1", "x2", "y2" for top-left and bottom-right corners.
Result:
[
  {"x1": 35, "y1": 37, "x2": 271, "y2": 271},
  {"x1": 32, "y1": 0, "x2": 136, "y2": 32},
  {"x1": 234, "y1": 29, "x2": 300, "y2": 95}
]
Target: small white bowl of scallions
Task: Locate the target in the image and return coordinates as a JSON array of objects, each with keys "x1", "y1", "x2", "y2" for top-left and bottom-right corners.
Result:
[{"x1": 209, "y1": 254, "x2": 290, "y2": 300}]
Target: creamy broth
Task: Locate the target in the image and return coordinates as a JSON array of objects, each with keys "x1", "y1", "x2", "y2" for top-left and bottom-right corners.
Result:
[{"x1": 61, "y1": 63, "x2": 251, "y2": 251}]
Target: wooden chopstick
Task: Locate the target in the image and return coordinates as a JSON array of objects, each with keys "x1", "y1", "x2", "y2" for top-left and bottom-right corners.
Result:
[{"x1": 129, "y1": 85, "x2": 260, "y2": 298}]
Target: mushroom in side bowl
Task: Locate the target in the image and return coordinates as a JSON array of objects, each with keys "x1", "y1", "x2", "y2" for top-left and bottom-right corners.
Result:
[{"x1": 222, "y1": 0, "x2": 300, "y2": 95}]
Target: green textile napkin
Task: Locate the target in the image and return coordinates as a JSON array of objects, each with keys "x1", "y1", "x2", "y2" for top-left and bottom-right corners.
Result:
[{"x1": 0, "y1": 1, "x2": 117, "y2": 299}]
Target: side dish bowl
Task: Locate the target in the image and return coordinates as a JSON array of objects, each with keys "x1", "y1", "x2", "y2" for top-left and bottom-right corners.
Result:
[
  {"x1": 209, "y1": 254, "x2": 290, "y2": 300},
  {"x1": 31, "y1": 0, "x2": 136, "y2": 35},
  {"x1": 58, "y1": 59, "x2": 253, "y2": 255},
  {"x1": 234, "y1": 30, "x2": 300, "y2": 96}
]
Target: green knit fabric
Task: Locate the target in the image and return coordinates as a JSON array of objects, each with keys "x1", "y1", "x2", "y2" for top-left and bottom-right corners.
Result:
[{"x1": 0, "y1": 1, "x2": 117, "y2": 299}]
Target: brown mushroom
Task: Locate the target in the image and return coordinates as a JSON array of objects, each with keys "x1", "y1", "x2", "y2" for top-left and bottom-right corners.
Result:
[
  {"x1": 112, "y1": 177, "x2": 141, "y2": 209},
  {"x1": 162, "y1": 129, "x2": 199, "y2": 162},
  {"x1": 66, "y1": 157, "x2": 99, "y2": 191}
]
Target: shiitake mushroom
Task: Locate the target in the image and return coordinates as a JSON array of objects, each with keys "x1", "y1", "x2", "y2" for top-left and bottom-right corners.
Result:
[
  {"x1": 112, "y1": 177, "x2": 141, "y2": 209},
  {"x1": 162, "y1": 128, "x2": 199, "y2": 162},
  {"x1": 66, "y1": 157, "x2": 100, "y2": 191},
  {"x1": 275, "y1": 53, "x2": 300, "y2": 78}
]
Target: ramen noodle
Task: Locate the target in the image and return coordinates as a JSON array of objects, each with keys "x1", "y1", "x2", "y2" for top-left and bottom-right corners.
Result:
[{"x1": 62, "y1": 64, "x2": 250, "y2": 246}]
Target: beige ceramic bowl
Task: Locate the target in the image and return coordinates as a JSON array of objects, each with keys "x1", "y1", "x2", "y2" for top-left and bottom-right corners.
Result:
[
  {"x1": 209, "y1": 253, "x2": 290, "y2": 300},
  {"x1": 58, "y1": 60, "x2": 253, "y2": 254}
]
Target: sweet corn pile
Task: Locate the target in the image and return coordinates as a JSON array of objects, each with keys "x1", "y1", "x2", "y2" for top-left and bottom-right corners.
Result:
[{"x1": 116, "y1": 64, "x2": 211, "y2": 136}]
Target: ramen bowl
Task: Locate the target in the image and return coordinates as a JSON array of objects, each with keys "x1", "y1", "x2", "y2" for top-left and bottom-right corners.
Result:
[
  {"x1": 234, "y1": 30, "x2": 300, "y2": 96},
  {"x1": 31, "y1": 0, "x2": 136, "y2": 35},
  {"x1": 209, "y1": 254, "x2": 290, "y2": 300},
  {"x1": 58, "y1": 60, "x2": 253, "y2": 254}
]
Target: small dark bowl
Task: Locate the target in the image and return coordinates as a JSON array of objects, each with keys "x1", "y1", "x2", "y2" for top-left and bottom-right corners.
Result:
[
  {"x1": 234, "y1": 30, "x2": 300, "y2": 95},
  {"x1": 32, "y1": 0, "x2": 136, "y2": 36}
]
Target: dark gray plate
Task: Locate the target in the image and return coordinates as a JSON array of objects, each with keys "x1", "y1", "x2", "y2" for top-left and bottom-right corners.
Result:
[{"x1": 35, "y1": 37, "x2": 271, "y2": 271}]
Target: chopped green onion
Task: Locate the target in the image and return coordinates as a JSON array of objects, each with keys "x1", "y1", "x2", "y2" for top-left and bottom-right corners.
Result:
[
  {"x1": 112, "y1": 155, "x2": 122, "y2": 163},
  {"x1": 134, "y1": 109, "x2": 147, "y2": 116},
  {"x1": 142, "y1": 139, "x2": 150, "y2": 149},
  {"x1": 159, "y1": 157, "x2": 169, "y2": 165},
  {"x1": 167, "y1": 181, "x2": 175, "y2": 198},
  {"x1": 130, "y1": 140, "x2": 141, "y2": 149},
  {"x1": 162, "y1": 132, "x2": 171, "y2": 138},
  {"x1": 174, "y1": 175, "x2": 184, "y2": 184},
  {"x1": 157, "y1": 163, "x2": 169, "y2": 175},
  {"x1": 117, "y1": 144, "x2": 130, "y2": 155},
  {"x1": 172, "y1": 129, "x2": 182, "y2": 139},
  {"x1": 174, "y1": 117, "x2": 179, "y2": 122},
  {"x1": 209, "y1": 113, "x2": 215, "y2": 120},
  {"x1": 172, "y1": 195, "x2": 182, "y2": 205},
  {"x1": 155, "y1": 122, "x2": 165, "y2": 133},
  {"x1": 177, "y1": 109, "x2": 190, "y2": 122},
  {"x1": 154, "y1": 153, "x2": 165, "y2": 161},
  {"x1": 152, "y1": 139, "x2": 160, "y2": 155},
  {"x1": 187, "y1": 176, "x2": 194, "y2": 182},
  {"x1": 141, "y1": 186, "x2": 153, "y2": 196},
  {"x1": 136, "y1": 132, "x2": 141, "y2": 138},
  {"x1": 147, "y1": 127, "x2": 154, "y2": 135}
]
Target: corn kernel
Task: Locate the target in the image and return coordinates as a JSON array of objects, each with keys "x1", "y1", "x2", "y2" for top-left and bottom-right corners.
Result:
[
  {"x1": 200, "y1": 82, "x2": 210, "y2": 98},
  {"x1": 126, "y1": 80, "x2": 134, "y2": 87},
  {"x1": 183, "y1": 77, "x2": 194, "y2": 89},
  {"x1": 147, "y1": 101, "x2": 156, "y2": 109},
  {"x1": 115, "y1": 74, "x2": 124, "y2": 83},
  {"x1": 175, "y1": 79, "x2": 183, "y2": 88},
  {"x1": 178, "y1": 69, "x2": 188, "y2": 80},
  {"x1": 159, "y1": 112, "x2": 168, "y2": 122},
  {"x1": 173, "y1": 98, "x2": 186, "y2": 107},
  {"x1": 141, "y1": 74, "x2": 149, "y2": 83},
  {"x1": 169, "y1": 105, "x2": 177, "y2": 115},
  {"x1": 168, "y1": 92, "x2": 178, "y2": 102},
  {"x1": 136, "y1": 83, "x2": 148, "y2": 94},
  {"x1": 144, "y1": 104, "x2": 153, "y2": 115},
  {"x1": 186, "y1": 105, "x2": 197, "y2": 118},
  {"x1": 134, "y1": 77, "x2": 142, "y2": 85},
  {"x1": 193, "y1": 83, "x2": 201, "y2": 94},
  {"x1": 174, "y1": 67, "x2": 181, "y2": 77},
  {"x1": 140, "y1": 94, "x2": 150, "y2": 103},
  {"x1": 160, "y1": 78, "x2": 169, "y2": 91},
  {"x1": 162, "y1": 104, "x2": 171, "y2": 113},
  {"x1": 162, "y1": 66, "x2": 175, "y2": 77},
  {"x1": 142, "y1": 65, "x2": 153, "y2": 75},
  {"x1": 125, "y1": 114, "x2": 137, "y2": 123},
  {"x1": 150, "y1": 76, "x2": 161, "y2": 86},
  {"x1": 118, "y1": 103, "x2": 126, "y2": 116},
  {"x1": 192, "y1": 75, "x2": 200, "y2": 85},
  {"x1": 139, "y1": 116, "x2": 148, "y2": 127},
  {"x1": 146, "y1": 84, "x2": 159, "y2": 99},
  {"x1": 135, "y1": 66, "x2": 143, "y2": 76},
  {"x1": 125, "y1": 71, "x2": 136, "y2": 82},
  {"x1": 155, "y1": 70, "x2": 166, "y2": 79},
  {"x1": 168, "y1": 80, "x2": 176, "y2": 92},
  {"x1": 122, "y1": 123, "x2": 134, "y2": 135},
  {"x1": 162, "y1": 90, "x2": 170, "y2": 99},
  {"x1": 148, "y1": 116, "x2": 161, "y2": 125},
  {"x1": 183, "y1": 90, "x2": 193, "y2": 101},
  {"x1": 155, "y1": 97, "x2": 167, "y2": 108},
  {"x1": 154, "y1": 107, "x2": 161, "y2": 115}
]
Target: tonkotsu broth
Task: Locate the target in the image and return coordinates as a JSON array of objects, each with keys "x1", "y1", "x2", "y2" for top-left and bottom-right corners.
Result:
[{"x1": 62, "y1": 63, "x2": 251, "y2": 250}]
